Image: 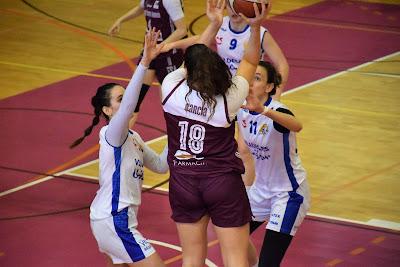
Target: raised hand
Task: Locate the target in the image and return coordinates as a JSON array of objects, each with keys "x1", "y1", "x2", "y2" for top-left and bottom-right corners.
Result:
[
  {"x1": 239, "y1": 1, "x2": 271, "y2": 27},
  {"x1": 241, "y1": 94, "x2": 265, "y2": 114},
  {"x1": 207, "y1": 0, "x2": 226, "y2": 24},
  {"x1": 141, "y1": 28, "x2": 165, "y2": 67}
]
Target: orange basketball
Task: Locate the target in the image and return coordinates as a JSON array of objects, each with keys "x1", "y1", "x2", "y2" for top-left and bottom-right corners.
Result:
[{"x1": 228, "y1": 0, "x2": 268, "y2": 18}]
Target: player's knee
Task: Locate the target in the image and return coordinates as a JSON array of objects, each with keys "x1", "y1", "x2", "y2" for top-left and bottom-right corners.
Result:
[
  {"x1": 182, "y1": 257, "x2": 206, "y2": 267},
  {"x1": 248, "y1": 255, "x2": 259, "y2": 267}
]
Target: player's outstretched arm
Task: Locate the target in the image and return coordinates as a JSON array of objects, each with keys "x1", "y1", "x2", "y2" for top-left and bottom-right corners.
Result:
[
  {"x1": 236, "y1": 2, "x2": 269, "y2": 84},
  {"x1": 198, "y1": 0, "x2": 226, "y2": 46},
  {"x1": 106, "y1": 29, "x2": 164, "y2": 147},
  {"x1": 242, "y1": 94, "x2": 303, "y2": 132},
  {"x1": 108, "y1": 5, "x2": 144, "y2": 36}
]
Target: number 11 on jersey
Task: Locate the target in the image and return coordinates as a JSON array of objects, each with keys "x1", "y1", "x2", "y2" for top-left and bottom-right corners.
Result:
[{"x1": 249, "y1": 120, "x2": 257, "y2": 135}]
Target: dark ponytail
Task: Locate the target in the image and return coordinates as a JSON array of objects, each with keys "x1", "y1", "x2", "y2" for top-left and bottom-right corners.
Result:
[
  {"x1": 258, "y1": 61, "x2": 282, "y2": 97},
  {"x1": 70, "y1": 83, "x2": 118, "y2": 148}
]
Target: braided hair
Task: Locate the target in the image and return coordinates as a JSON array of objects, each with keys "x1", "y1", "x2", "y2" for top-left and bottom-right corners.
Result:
[
  {"x1": 258, "y1": 61, "x2": 282, "y2": 97},
  {"x1": 70, "y1": 83, "x2": 118, "y2": 148}
]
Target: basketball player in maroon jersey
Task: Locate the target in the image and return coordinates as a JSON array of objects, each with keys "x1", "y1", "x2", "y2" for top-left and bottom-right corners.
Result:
[
  {"x1": 161, "y1": 1, "x2": 269, "y2": 266},
  {"x1": 109, "y1": 0, "x2": 187, "y2": 126}
]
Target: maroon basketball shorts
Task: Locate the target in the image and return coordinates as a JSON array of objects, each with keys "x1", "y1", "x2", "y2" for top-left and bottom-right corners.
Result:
[{"x1": 169, "y1": 171, "x2": 251, "y2": 227}]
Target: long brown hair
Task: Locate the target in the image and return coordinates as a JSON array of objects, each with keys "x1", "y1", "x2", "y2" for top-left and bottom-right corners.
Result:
[{"x1": 184, "y1": 44, "x2": 233, "y2": 119}]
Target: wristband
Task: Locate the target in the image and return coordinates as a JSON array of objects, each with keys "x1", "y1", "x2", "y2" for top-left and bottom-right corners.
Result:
[{"x1": 138, "y1": 62, "x2": 150, "y2": 69}]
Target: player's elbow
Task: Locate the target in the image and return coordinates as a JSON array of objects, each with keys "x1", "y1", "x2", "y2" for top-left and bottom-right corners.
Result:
[
  {"x1": 176, "y1": 27, "x2": 188, "y2": 39},
  {"x1": 293, "y1": 122, "x2": 303, "y2": 132},
  {"x1": 158, "y1": 161, "x2": 169, "y2": 174}
]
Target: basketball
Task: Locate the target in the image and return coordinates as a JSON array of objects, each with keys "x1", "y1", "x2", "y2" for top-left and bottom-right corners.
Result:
[{"x1": 228, "y1": 0, "x2": 268, "y2": 18}]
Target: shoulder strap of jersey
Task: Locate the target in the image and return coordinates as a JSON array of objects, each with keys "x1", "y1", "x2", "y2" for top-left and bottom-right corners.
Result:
[
  {"x1": 222, "y1": 94, "x2": 231, "y2": 124},
  {"x1": 162, "y1": 78, "x2": 185, "y2": 106}
]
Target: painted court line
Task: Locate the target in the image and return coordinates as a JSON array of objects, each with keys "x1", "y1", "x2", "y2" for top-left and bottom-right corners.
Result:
[
  {"x1": 0, "y1": 176, "x2": 54, "y2": 197},
  {"x1": 0, "y1": 8, "x2": 136, "y2": 70},
  {"x1": 312, "y1": 161, "x2": 400, "y2": 210},
  {"x1": 308, "y1": 212, "x2": 400, "y2": 231},
  {"x1": 0, "y1": 144, "x2": 100, "y2": 197},
  {"x1": 284, "y1": 99, "x2": 400, "y2": 118},
  {"x1": 149, "y1": 239, "x2": 219, "y2": 266},
  {"x1": 350, "y1": 247, "x2": 366, "y2": 256},
  {"x1": 2, "y1": 53, "x2": 399, "y2": 231},
  {"x1": 371, "y1": 236, "x2": 386, "y2": 244},
  {"x1": 272, "y1": 17, "x2": 400, "y2": 35},
  {"x1": 283, "y1": 51, "x2": 400, "y2": 96},
  {"x1": 0, "y1": 60, "x2": 130, "y2": 82},
  {"x1": 163, "y1": 239, "x2": 220, "y2": 265},
  {"x1": 148, "y1": 239, "x2": 217, "y2": 266},
  {"x1": 324, "y1": 233, "x2": 388, "y2": 266},
  {"x1": 325, "y1": 258, "x2": 343, "y2": 266},
  {"x1": 360, "y1": 71, "x2": 400, "y2": 78},
  {"x1": 0, "y1": 136, "x2": 167, "y2": 197},
  {"x1": 66, "y1": 173, "x2": 98, "y2": 181},
  {"x1": 0, "y1": 60, "x2": 162, "y2": 87},
  {"x1": 367, "y1": 219, "x2": 400, "y2": 231}
]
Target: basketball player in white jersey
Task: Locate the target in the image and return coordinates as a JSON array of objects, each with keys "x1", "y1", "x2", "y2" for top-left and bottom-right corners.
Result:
[
  {"x1": 70, "y1": 29, "x2": 168, "y2": 267},
  {"x1": 237, "y1": 61, "x2": 310, "y2": 267},
  {"x1": 161, "y1": 1, "x2": 269, "y2": 266},
  {"x1": 162, "y1": 0, "x2": 288, "y2": 100}
]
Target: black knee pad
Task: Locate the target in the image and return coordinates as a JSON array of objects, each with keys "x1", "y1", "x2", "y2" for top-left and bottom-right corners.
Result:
[
  {"x1": 134, "y1": 84, "x2": 150, "y2": 112},
  {"x1": 258, "y1": 230, "x2": 293, "y2": 267}
]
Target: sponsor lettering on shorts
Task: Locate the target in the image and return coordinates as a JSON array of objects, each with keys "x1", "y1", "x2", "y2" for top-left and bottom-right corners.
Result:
[{"x1": 139, "y1": 239, "x2": 152, "y2": 252}]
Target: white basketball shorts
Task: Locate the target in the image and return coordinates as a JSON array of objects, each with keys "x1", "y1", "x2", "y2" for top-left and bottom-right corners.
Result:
[
  {"x1": 249, "y1": 180, "x2": 310, "y2": 236},
  {"x1": 90, "y1": 208, "x2": 155, "y2": 264}
]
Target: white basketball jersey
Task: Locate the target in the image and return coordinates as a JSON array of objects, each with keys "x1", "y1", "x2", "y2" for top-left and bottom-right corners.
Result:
[
  {"x1": 216, "y1": 16, "x2": 267, "y2": 74},
  {"x1": 237, "y1": 98, "x2": 306, "y2": 194},
  {"x1": 90, "y1": 126, "x2": 144, "y2": 225}
]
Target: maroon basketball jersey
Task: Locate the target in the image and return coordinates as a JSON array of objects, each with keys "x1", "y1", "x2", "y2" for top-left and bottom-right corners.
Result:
[
  {"x1": 143, "y1": 0, "x2": 182, "y2": 44},
  {"x1": 162, "y1": 75, "x2": 245, "y2": 176},
  {"x1": 164, "y1": 113, "x2": 244, "y2": 176}
]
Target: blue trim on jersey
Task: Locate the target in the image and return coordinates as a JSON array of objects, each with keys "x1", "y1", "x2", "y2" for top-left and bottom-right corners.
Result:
[
  {"x1": 111, "y1": 147, "x2": 122, "y2": 215},
  {"x1": 113, "y1": 207, "x2": 146, "y2": 262},
  {"x1": 229, "y1": 21, "x2": 249, "y2": 34},
  {"x1": 280, "y1": 191, "x2": 304, "y2": 235},
  {"x1": 105, "y1": 130, "x2": 129, "y2": 148},
  {"x1": 249, "y1": 97, "x2": 272, "y2": 115},
  {"x1": 283, "y1": 132, "x2": 299, "y2": 191}
]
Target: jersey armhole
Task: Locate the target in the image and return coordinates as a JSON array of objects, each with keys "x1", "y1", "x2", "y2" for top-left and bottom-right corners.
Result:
[
  {"x1": 222, "y1": 94, "x2": 232, "y2": 124},
  {"x1": 104, "y1": 130, "x2": 129, "y2": 148},
  {"x1": 273, "y1": 107, "x2": 294, "y2": 133},
  {"x1": 261, "y1": 30, "x2": 267, "y2": 54},
  {"x1": 162, "y1": 79, "x2": 185, "y2": 105}
]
